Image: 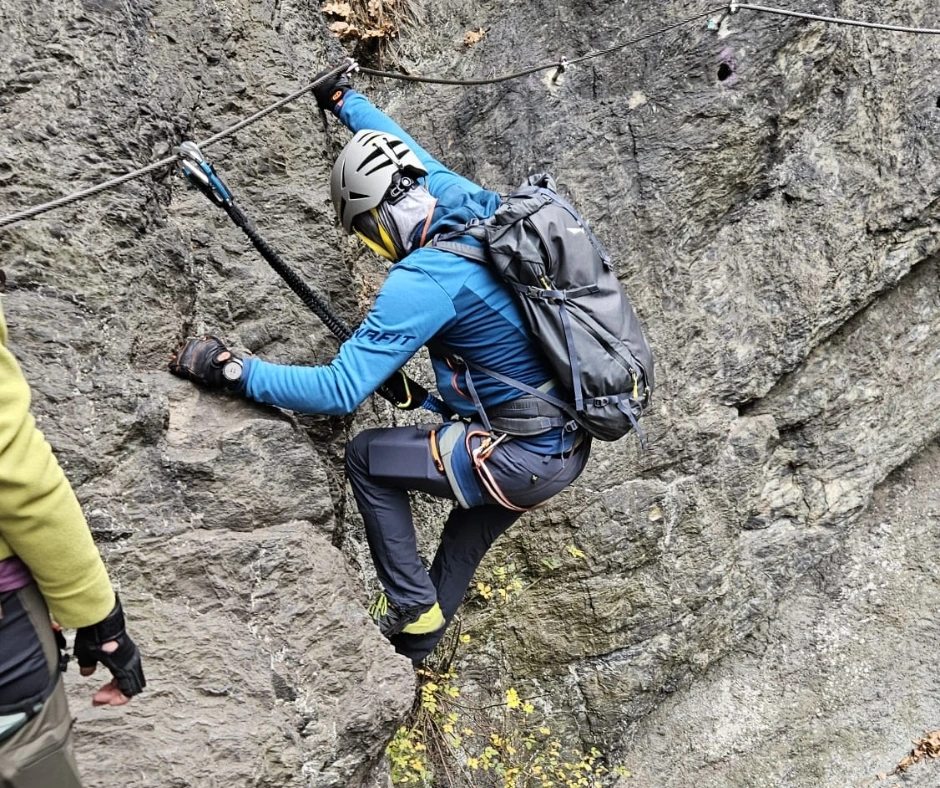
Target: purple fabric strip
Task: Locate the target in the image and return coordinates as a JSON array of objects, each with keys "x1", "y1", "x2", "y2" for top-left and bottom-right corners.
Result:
[{"x1": 0, "y1": 557, "x2": 33, "y2": 593}]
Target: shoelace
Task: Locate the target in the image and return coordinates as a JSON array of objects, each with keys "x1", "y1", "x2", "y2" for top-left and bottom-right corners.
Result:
[{"x1": 368, "y1": 594, "x2": 389, "y2": 619}]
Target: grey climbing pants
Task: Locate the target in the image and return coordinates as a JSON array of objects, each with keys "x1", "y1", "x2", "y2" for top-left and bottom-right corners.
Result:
[
  {"x1": 345, "y1": 422, "x2": 590, "y2": 663},
  {"x1": 0, "y1": 584, "x2": 82, "y2": 788}
]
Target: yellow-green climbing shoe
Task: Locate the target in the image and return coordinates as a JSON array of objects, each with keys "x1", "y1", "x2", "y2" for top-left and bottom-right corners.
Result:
[
  {"x1": 402, "y1": 602, "x2": 445, "y2": 635},
  {"x1": 368, "y1": 594, "x2": 445, "y2": 637}
]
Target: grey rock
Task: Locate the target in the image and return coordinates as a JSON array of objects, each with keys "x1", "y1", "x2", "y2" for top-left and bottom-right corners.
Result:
[{"x1": 1, "y1": 0, "x2": 939, "y2": 785}]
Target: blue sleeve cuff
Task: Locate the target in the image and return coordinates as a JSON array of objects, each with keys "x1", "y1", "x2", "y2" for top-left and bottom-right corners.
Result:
[{"x1": 239, "y1": 356, "x2": 254, "y2": 395}]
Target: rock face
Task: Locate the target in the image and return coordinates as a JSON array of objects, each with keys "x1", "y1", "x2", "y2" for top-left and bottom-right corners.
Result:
[
  {"x1": 0, "y1": 0, "x2": 938, "y2": 786},
  {"x1": 621, "y1": 442, "x2": 940, "y2": 787}
]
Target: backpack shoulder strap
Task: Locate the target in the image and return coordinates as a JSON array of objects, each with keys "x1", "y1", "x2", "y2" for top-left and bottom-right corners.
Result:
[
  {"x1": 429, "y1": 235, "x2": 489, "y2": 263},
  {"x1": 428, "y1": 177, "x2": 555, "y2": 262}
]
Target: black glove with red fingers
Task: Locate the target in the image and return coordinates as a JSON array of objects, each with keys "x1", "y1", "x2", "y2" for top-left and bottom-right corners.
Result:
[
  {"x1": 378, "y1": 369, "x2": 429, "y2": 410},
  {"x1": 74, "y1": 596, "x2": 146, "y2": 698},
  {"x1": 312, "y1": 58, "x2": 356, "y2": 113},
  {"x1": 169, "y1": 335, "x2": 244, "y2": 392}
]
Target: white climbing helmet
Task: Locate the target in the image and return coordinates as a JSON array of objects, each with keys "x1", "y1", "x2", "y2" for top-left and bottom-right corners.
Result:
[{"x1": 330, "y1": 129, "x2": 428, "y2": 234}]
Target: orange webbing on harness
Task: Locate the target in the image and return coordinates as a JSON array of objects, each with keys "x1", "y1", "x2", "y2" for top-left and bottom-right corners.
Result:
[{"x1": 464, "y1": 430, "x2": 532, "y2": 513}]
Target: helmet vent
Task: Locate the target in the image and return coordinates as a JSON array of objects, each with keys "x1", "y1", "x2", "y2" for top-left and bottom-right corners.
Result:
[
  {"x1": 359, "y1": 147, "x2": 387, "y2": 170},
  {"x1": 363, "y1": 162, "x2": 393, "y2": 178}
]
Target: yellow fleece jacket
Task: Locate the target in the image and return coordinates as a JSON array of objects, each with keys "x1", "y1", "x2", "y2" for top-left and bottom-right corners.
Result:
[{"x1": 0, "y1": 299, "x2": 115, "y2": 628}]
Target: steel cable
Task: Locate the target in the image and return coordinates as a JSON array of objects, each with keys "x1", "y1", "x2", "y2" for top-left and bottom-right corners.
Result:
[
  {"x1": 359, "y1": 6, "x2": 727, "y2": 84},
  {"x1": 1, "y1": 3, "x2": 938, "y2": 231},
  {"x1": 732, "y1": 3, "x2": 940, "y2": 34},
  {"x1": 0, "y1": 60, "x2": 353, "y2": 231}
]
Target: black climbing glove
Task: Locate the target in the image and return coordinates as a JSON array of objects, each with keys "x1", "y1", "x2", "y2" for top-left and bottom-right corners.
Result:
[
  {"x1": 312, "y1": 59, "x2": 356, "y2": 113},
  {"x1": 378, "y1": 369, "x2": 429, "y2": 410},
  {"x1": 53, "y1": 625, "x2": 70, "y2": 674},
  {"x1": 169, "y1": 335, "x2": 244, "y2": 391},
  {"x1": 74, "y1": 596, "x2": 146, "y2": 698}
]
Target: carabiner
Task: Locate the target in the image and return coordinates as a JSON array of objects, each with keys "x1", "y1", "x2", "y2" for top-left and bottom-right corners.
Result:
[{"x1": 175, "y1": 141, "x2": 233, "y2": 207}]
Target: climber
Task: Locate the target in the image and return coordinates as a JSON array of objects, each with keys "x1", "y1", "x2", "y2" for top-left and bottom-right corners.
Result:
[
  {"x1": 0, "y1": 299, "x2": 146, "y2": 787},
  {"x1": 168, "y1": 62, "x2": 591, "y2": 664}
]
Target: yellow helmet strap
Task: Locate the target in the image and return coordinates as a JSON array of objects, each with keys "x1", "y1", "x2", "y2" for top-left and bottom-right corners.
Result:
[{"x1": 354, "y1": 208, "x2": 399, "y2": 261}]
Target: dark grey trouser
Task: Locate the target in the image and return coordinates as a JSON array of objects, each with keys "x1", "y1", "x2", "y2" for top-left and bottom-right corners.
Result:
[
  {"x1": 345, "y1": 423, "x2": 590, "y2": 663},
  {"x1": 0, "y1": 584, "x2": 82, "y2": 788}
]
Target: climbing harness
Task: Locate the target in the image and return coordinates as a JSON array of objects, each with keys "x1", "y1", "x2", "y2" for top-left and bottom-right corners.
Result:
[
  {"x1": 0, "y1": 594, "x2": 66, "y2": 743},
  {"x1": 175, "y1": 141, "x2": 449, "y2": 415},
  {"x1": 1, "y1": 3, "x2": 937, "y2": 232},
  {"x1": 464, "y1": 429, "x2": 530, "y2": 513}
]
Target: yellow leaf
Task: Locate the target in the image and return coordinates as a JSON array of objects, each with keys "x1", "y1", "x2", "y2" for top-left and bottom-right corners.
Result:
[
  {"x1": 459, "y1": 633, "x2": 471, "y2": 643},
  {"x1": 506, "y1": 687, "x2": 521, "y2": 709},
  {"x1": 566, "y1": 544, "x2": 586, "y2": 559}
]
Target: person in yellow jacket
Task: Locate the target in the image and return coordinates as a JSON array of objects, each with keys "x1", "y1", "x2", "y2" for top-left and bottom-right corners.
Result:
[{"x1": 0, "y1": 298, "x2": 145, "y2": 787}]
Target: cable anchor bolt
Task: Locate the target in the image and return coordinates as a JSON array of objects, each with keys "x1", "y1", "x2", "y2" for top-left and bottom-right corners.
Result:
[{"x1": 175, "y1": 141, "x2": 233, "y2": 207}]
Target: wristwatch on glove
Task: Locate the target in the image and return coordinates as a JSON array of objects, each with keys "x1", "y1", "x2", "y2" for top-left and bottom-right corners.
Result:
[
  {"x1": 168, "y1": 335, "x2": 244, "y2": 392},
  {"x1": 220, "y1": 354, "x2": 244, "y2": 387}
]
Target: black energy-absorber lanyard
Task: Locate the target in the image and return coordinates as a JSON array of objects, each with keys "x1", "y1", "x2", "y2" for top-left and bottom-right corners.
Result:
[{"x1": 175, "y1": 141, "x2": 449, "y2": 415}]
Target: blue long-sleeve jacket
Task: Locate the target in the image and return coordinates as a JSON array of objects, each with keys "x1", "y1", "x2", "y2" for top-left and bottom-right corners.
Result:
[{"x1": 243, "y1": 92, "x2": 565, "y2": 450}]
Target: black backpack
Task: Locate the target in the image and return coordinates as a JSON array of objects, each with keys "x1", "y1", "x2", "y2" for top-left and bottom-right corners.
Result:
[{"x1": 431, "y1": 174, "x2": 655, "y2": 443}]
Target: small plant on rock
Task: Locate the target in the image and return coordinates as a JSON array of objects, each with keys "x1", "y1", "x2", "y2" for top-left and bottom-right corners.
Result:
[
  {"x1": 387, "y1": 661, "x2": 626, "y2": 787},
  {"x1": 386, "y1": 547, "x2": 628, "y2": 787},
  {"x1": 321, "y1": 0, "x2": 420, "y2": 60}
]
